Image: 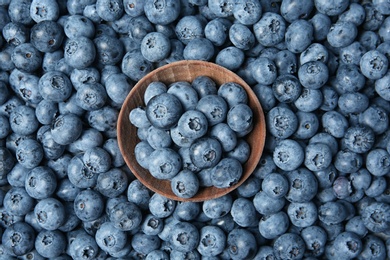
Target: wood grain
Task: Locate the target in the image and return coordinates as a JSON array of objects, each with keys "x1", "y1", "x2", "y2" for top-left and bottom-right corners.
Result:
[{"x1": 117, "y1": 60, "x2": 266, "y2": 202}]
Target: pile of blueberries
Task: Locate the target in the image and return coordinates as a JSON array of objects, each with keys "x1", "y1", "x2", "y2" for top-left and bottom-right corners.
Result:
[
  {"x1": 0, "y1": 0, "x2": 390, "y2": 259},
  {"x1": 131, "y1": 79, "x2": 254, "y2": 198}
]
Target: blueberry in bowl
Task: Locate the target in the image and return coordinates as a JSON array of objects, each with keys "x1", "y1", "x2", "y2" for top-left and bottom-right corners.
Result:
[{"x1": 117, "y1": 60, "x2": 266, "y2": 202}]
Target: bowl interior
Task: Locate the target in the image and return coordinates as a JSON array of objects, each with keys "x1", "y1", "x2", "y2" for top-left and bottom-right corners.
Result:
[{"x1": 117, "y1": 60, "x2": 266, "y2": 202}]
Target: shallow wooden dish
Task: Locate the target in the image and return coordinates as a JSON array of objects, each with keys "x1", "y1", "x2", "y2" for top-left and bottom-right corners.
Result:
[{"x1": 117, "y1": 60, "x2": 266, "y2": 202}]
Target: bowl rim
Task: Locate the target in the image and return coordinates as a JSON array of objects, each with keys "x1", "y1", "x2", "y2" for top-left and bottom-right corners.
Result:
[{"x1": 117, "y1": 60, "x2": 266, "y2": 202}]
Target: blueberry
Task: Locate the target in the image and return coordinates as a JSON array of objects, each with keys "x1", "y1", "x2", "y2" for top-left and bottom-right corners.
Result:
[
  {"x1": 108, "y1": 201, "x2": 142, "y2": 232},
  {"x1": 141, "y1": 32, "x2": 171, "y2": 63},
  {"x1": 227, "y1": 228, "x2": 257, "y2": 260},
  {"x1": 251, "y1": 57, "x2": 277, "y2": 85},
  {"x1": 73, "y1": 189, "x2": 104, "y2": 222},
  {"x1": 314, "y1": 0, "x2": 349, "y2": 16},
  {"x1": 123, "y1": 0, "x2": 145, "y2": 16},
  {"x1": 196, "y1": 95, "x2": 228, "y2": 127},
  {"x1": 144, "y1": 0, "x2": 181, "y2": 25},
  {"x1": 232, "y1": 0, "x2": 262, "y2": 25},
  {"x1": 359, "y1": 105, "x2": 389, "y2": 135},
  {"x1": 281, "y1": 0, "x2": 314, "y2": 23},
  {"x1": 64, "y1": 36, "x2": 96, "y2": 69},
  {"x1": 287, "y1": 201, "x2": 318, "y2": 228},
  {"x1": 254, "y1": 246, "x2": 276, "y2": 259},
  {"x1": 7, "y1": 0, "x2": 33, "y2": 25},
  {"x1": 51, "y1": 113, "x2": 83, "y2": 145},
  {"x1": 77, "y1": 66, "x2": 104, "y2": 89},
  {"x1": 147, "y1": 127, "x2": 173, "y2": 151},
  {"x1": 34, "y1": 198, "x2": 65, "y2": 231},
  {"x1": 285, "y1": 19, "x2": 314, "y2": 54},
  {"x1": 94, "y1": 35, "x2": 125, "y2": 66},
  {"x1": 298, "y1": 61, "x2": 329, "y2": 90},
  {"x1": 167, "y1": 81, "x2": 199, "y2": 111},
  {"x1": 375, "y1": 72, "x2": 390, "y2": 101},
  {"x1": 360, "y1": 50, "x2": 389, "y2": 80},
  {"x1": 255, "y1": 189, "x2": 286, "y2": 215},
  {"x1": 146, "y1": 93, "x2": 183, "y2": 130},
  {"x1": 335, "y1": 64, "x2": 366, "y2": 94},
  {"x1": 332, "y1": 231, "x2": 363, "y2": 259},
  {"x1": 304, "y1": 142, "x2": 332, "y2": 171},
  {"x1": 25, "y1": 166, "x2": 57, "y2": 199},
  {"x1": 189, "y1": 137, "x2": 222, "y2": 169},
  {"x1": 148, "y1": 148, "x2": 181, "y2": 180},
  {"x1": 251, "y1": 84, "x2": 275, "y2": 113},
  {"x1": 207, "y1": 123, "x2": 237, "y2": 153},
  {"x1": 173, "y1": 201, "x2": 200, "y2": 222},
  {"x1": 29, "y1": 0, "x2": 59, "y2": 23},
  {"x1": 197, "y1": 167, "x2": 213, "y2": 187},
  {"x1": 334, "y1": 149, "x2": 363, "y2": 174},
  {"x1": 15, "y1": 139, "x2": 43, "y2": 169},
  {"x1": 34, "y1": 230, "x2": 66, "y2": 258},
  {"x1": 338, "y1": 92, "x2": 370, "y2": 115},
  {"x1": 191, "y1": 76, "x2": 218, "y2": 101},
  {"x1": 227, "y1": 103, "x2": 253, "y2": 135},
  {"x1": 319, "y1": 85, "x2": 338, "y2": 111},
  {"x1": 3, "y1": 187, "x2": 34, "y2": 217},
  {"x1": 131, "y1": 233, "x2": 160, "y2": 255},
  {"x1": 208, "y1": 0, "x2": 234, "y2": 17},
  {"x1": 273, "y1": 139, "x2": 304, "y2": 171},
  {"x1": 139, "y1": 214, "x2": 163, "y2": 237},
  {"x1": 149, "y1": 193, "x2": 176, "y2": 218},
  {"x1": 129, "y1": 107, "x2": 150, "y2": 130},
  {"x1": 228, "y1": 23, "x2": 255, "y2": 51},
  {"x1": 0, "y1": 114, "x2": 10, "y2": 139},
  {"x1": 359, "y1": 235, "x2": 387, "y2": 260},
  {"x1": 2, "y1": 222, "x2": 35, "y2": 256},
  {"x1": 197, "y1": 225, "x2": 226, "y2": 257},
  {"x1": 285, "y1": 167, "x2": 318, "y2": 203},
  {"x1": 202, "y1": 194, "x2": 232, "y2": 219},
  {"x1": 261, "y1": 172, "x2": 288, "y2": 199},
  {"x1": 75, "y1": 82, "x2": 108, "y2": 111},
  {"x1": 318, "y1": 201, "x2": 347, "y2": 225},
  {"x1": 38, "y1": 71, "x2": 73, "y2": 102},
  {"x1": 321, "y1": 110, "x2": 349, "y2": 138},
  {"x1": 96, "y1": 168, "x2": 128, "y2": 198},
  {"x1": 96, "y1": 0, "x2": 123, "y2": 22},
  {"x1": 134, "y1": 141, "x2": 154, "y2": 169},
  {"x1": 170, "y1": 221, "x2": 199, "y2": 252},
  {"x1": 230, "y1": 197, "x2": 258, "y2": 227},
  {"x1": 95, "y1": 221, "x2": 127, "y2": 254},
  {"x1": 211, "y1": 158, "x2": 243, "y2": 188},
  {"x1": 64, "y1": 15, "x2": 95, "y2": 39},
  {"x1": 144, "y1": 81, "x2": 167, "y2": 105},
  {"x1": 204, "y1": 18, "x2": 229, "y2": 47},
  {"x1": 226, "y1": 138, "x2": 250, "y2": 164},
  {"x1": 272, "y1": 74, "x2": 302, "y2": 104},
  {"x1": 268, "y1": 52, "x2": 293, "y2": 77},
  {"x1": 365, "y1": 148, "x2": 390, "y2": 177},
  {"x1": 34, "y1": 100, "x2": 58, "y2": 126},
  {"x1": 237, "y1": 176, "x2": 261, "y2": 198},
  {"x1": 259, "y1": 211, "x2": 289, "y2": 239},
  {"x1": 0, "y1": 81, "x2": 9, "y2": 106},
  {"x1": 11, "y1": 43, "x2": 42, "y2": 73},
  {"x1": 253, "y1": 12, "x2": 286, "y2": 47},
  {"x1": 183, "y1": 37, "x2": 215, "y2": 61},
  {"x1": 170, "y1": 169, "x2": 199, "y2": 199},
  {"x1": 266, "y1": 105, "x2": 298, "y2": 139},
  {"x1": 9, "y1": 105, "x2": 39, "y2": 136},
  {"x1": 68, "y1": 232, "x2": 99, "y2": 259},
  {"x1": 82, "y1": 147, "x2": 111, "y2": 174},
  {"x1": 215, "y1": 46, "x2": 245, "y2": 71}
]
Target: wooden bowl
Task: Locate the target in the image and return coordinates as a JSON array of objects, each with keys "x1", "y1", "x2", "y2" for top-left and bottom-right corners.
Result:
[{"x1": 117, "y1": 60, "x2": 266, "y2": 202}]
